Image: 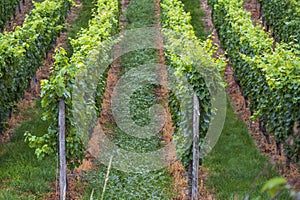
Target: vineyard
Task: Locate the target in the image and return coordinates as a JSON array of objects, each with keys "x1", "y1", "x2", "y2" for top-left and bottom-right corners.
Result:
[{"x1": 0, "y1": 0, "x2": 299, "y2": 199}]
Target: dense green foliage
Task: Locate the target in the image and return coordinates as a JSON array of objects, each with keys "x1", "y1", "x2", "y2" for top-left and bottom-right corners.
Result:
[
  {"x1": 0, "y1": 0, "x2": 70, "y2": 132},
  {"x1": 208, "y1": 0, "x2": 300, "y2": 161},
  {"x1": 258, "y1": 0, "x2": 300, "y2": 44},
  {"x1": 262, "y1": 177, "x2": 300, "y2": 199},
  {"x1": 0, "y1": 0, "x2": 19, "y2": 29},
  {"x1": 161, "y1": 0, "x2": 225, "y2": 169},
  {"x1": 25, "y1": 0, "x2": 119, "y2": 170}
]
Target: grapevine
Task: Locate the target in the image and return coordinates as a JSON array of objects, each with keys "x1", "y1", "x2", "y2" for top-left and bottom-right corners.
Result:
[
  {"x1": 161, "y1": 0, "x2": 226, "y2": 169},
  {"x1": 25, "y1": 0, "x2": 119, "y2": 170},
  {"x1": 0, "y1": 0, "x2": 71, "y2": 131},
  {"x1": 208, "y1": 0, "x2": 300, "y2": 163},
  {"x1": 259, "y1": 0, "x2": 300, "y2": 44}
]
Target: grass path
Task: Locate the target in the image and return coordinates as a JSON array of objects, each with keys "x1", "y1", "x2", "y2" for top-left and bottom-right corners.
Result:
[
  {"x1": 204, "y1": 100, "x2": 290, "y2": 199},
  {"x1": 0, "y1": 102, "x2": 56, "y2": 199},
  {"x1": 181, "y1": 0, "x2": 208, "y2": 39}
]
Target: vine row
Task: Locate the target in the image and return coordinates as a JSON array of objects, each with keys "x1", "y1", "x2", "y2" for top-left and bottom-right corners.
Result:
[
  {"x1": 161, "y1": 0, "x2": 226, "y2": 169},
  {"x1": 0, "y1": 0, "x2": 70, "y2": 131},
  {"x1": 25, "y1": 0, "x2": 119, "y2": 170},
  {"x1": 208, "y1": 0, "x2": 300, "y2": 164},
  {"x1": 258, "y1": 0, "x2": 300, "y2": 44}
]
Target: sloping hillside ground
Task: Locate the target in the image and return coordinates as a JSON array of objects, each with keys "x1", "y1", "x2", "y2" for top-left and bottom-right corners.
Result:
[{"x1": 0, "y1": 0, "x2": 298, "y2": 199}]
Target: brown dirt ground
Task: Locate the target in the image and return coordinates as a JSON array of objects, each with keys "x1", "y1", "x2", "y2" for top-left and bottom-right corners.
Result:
[
  {"x1": 243, "y1": 0, "x2": 261, "y2": 25},
  {"x1": 154, "y1": 0, "x2": 189, "y2": 199},
  {"x1": 201, "y1": 0, "x2": 300, "y2": 193}
]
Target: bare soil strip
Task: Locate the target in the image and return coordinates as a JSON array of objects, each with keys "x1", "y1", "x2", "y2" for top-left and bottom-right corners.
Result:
[
  {"x1": 243, "y1": 0, "x2": 261, "y2": 24},
  {"x1": 154, "y1": 0, "x2": 189, "y2": 199},
  {"x1": 201, "y1": 0, "x2": 300, "y2": 191}
]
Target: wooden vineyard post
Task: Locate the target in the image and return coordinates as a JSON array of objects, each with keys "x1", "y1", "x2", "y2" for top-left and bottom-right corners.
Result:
[
  {"x1": 192, "y1": 94, "x2": 200, "y2": 200},
  {"x1": 59, "y1": 99, "x2": 67, "y2": 200}
]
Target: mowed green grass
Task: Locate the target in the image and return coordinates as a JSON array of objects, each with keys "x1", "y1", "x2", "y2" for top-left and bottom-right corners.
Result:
[
  {"x1": 0, "y1": 101, "x2": 56, "y2": 200},
  {"x1": 181, "y1": 0, "x2": 208, "y2": 39},
  {"x1": 203, "y1": 100, "x2": 291, "y2": 200}
]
